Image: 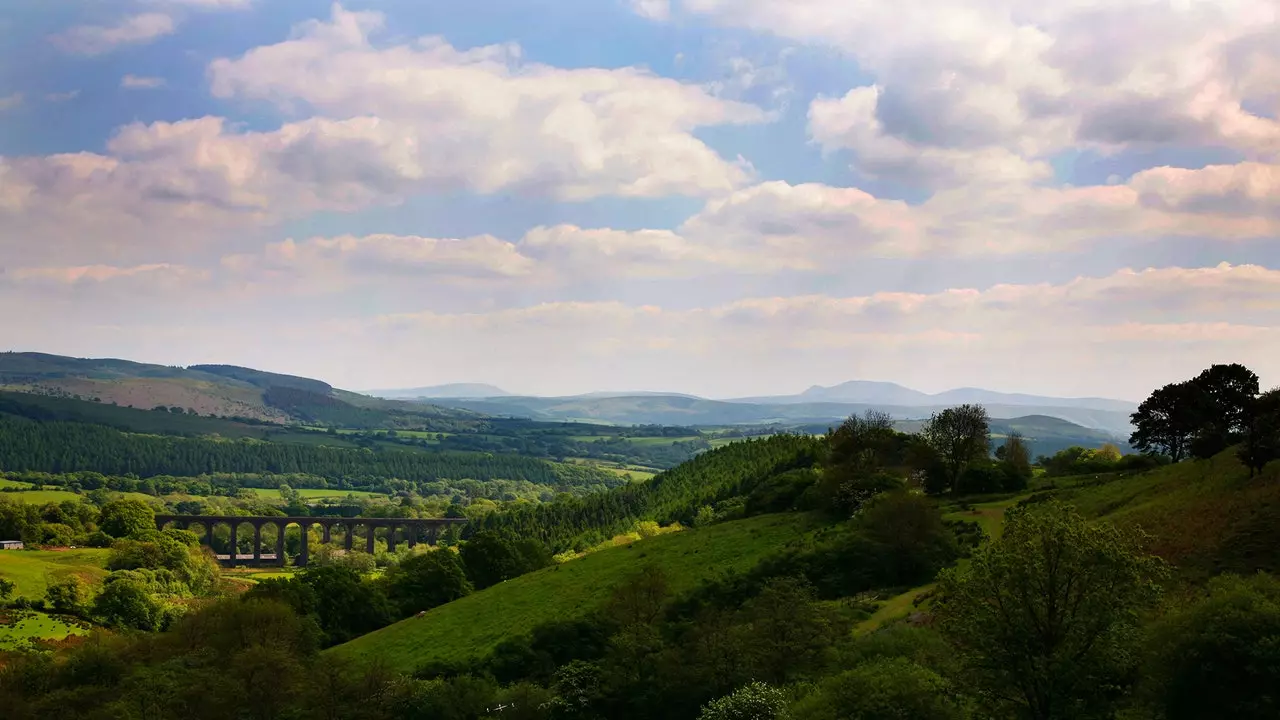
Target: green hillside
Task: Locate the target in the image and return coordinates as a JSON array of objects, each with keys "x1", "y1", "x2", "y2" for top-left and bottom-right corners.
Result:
[
  {"x1": 1032, "y1": 448, "x2": 1280, "y2": 579},
  {"x1": 0, "y1": 548, "x2": 112, "y2": 599},
  {"x1": 326, "y1": 512, "x2": 823, "y2": 671}
]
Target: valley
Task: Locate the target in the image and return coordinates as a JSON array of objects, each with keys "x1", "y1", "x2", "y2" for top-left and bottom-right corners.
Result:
[{"x1": 1, "y1": 354, "x2": 1276, "y2": 720}]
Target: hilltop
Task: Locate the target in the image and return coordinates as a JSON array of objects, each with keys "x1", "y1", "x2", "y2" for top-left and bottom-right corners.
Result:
[{"x1": 0, "y1": 352, "x2": 480, "y2": 430}]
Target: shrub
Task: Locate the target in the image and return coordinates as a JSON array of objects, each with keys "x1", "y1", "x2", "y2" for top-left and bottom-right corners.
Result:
[
  {"x1": 790, "y1": 658, "x2": 964, "y2": 720},
  {"x1": 699, "y1": 681, "x2": 790, "y2": 720}
]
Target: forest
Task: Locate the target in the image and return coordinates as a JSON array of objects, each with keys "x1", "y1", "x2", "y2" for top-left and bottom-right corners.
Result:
[{"x1": 0, "y1": 416, "x2": 602, "y2": 485}]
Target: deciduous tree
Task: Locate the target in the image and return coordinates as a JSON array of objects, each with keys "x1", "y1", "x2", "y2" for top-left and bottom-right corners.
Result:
[
  {"x1": 934, "y1": 501, "x2": 1167, "y2": 720},
  {"x1": 1239, "y1": 389, "x2": 1280, "y2": 477},
  {"x1": 98, "y1": 499, "x2": 155, "y2": 539},
  {"x1": 921, "y1": 405, "x2": 991, "y2": 494},
  {"x1": 1129, "y1": 381, "x2": 1209, "y2": 463}
]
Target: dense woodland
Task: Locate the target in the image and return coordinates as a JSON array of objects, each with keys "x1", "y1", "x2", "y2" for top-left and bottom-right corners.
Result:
[
  {"x1": 0, "y1": 417, "x2": 606, "y2": 485},
  {"x1": 1, "y1": 363, "x2": 1278, "y2": 719}
]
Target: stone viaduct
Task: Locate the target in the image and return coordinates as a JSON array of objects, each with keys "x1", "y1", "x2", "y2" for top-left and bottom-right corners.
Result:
[{"x1": 154, "y1": 515, "x2": 468, "y2": 567}]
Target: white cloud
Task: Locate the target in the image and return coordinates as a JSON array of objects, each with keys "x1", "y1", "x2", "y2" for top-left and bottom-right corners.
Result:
[
  {"x1": 654, "y1": 0, "x2": 1280, "y2": 188},
  {"x1": 630, "y1": 0, "x2": 672, "y2": 22},
  {"x1": 52, "y1": 13, "x2": 176, "y2": 56},
  {"x1": 206, "y1": 4, "x2": 766, "y2": 201},
  {"x1": 44, "y1": 90, "x2": 80, "y2": 102},
  {"x1": 121, "y1": 75, "x2": 166, "y2": 89},
  {"x1": 0, "y1": 93, "x2": 23, "y2": 111},
  {"x1": 221, "y1": 233, "x2": 536, "y2": 287}
]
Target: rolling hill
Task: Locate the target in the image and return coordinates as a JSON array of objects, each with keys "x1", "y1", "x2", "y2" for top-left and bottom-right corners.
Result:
[
  {"x1": 0, "y1": 352, "x2": 478, "y2": 431},
  {"x1": 409, "y1": 393, "x2": 1136, "y2": 439}
]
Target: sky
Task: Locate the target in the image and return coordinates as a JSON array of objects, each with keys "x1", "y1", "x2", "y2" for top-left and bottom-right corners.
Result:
[{"x1": 0, "y1": 0, "x2": 1277, "y2": 401}]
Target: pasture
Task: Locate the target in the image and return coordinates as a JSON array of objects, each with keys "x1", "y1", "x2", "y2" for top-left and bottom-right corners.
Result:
[
  {"x1": 243, "y1": 487, "x2": 389, "y2": 502},
  {"x1": 326, "y1": 512, "x2": 823, "y2": 671},
  {"x1": 0, "y1": 610, "x2": 91, "y2": 651},
  {"x1": 0, "y1": 548, "x2": 112, "y2": 599}
]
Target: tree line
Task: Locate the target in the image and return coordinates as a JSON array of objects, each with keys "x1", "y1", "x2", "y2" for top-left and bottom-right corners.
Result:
[
  {"x1": 0, "y1": 417, "x2": 599, "y2": 485},
  {"x1": 1129, "y1": 363, "x2": 1280, "y2": 474}
]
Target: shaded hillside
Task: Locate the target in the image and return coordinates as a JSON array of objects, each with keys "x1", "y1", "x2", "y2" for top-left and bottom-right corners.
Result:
[
  {"x1": 1037, "y1": 448, "x2": 1280, "y2": 579},
  {"x1": 187, "y1": 364, "x2": 333, "y2": 394},
  {"x1": 0, "y1": 352, "x2": 478, "y2": 430},
  {"x1": 326, "y1": 512, "x2": 821, "y2": 671}
]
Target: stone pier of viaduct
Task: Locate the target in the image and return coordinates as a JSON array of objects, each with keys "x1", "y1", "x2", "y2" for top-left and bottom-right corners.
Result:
[{"x1": 154, "y1": 515, "x2": 468, "y2": 567}]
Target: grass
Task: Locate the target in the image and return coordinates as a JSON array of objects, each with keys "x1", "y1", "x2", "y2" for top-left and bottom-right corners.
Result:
[
  {"x1": 942, "y1": 496, "x2": 1026, "y2": 540},
  {"x1": 244, "y1": 488, "x2": 388, "y2": 501},
  {"x1": 223, "y1": 567, "x2": 299, "y2": 582},
  {"x1": 1033, "y1": 450, "x2": 1280, "y2": 578},
  {"x1": 326, "y1": 512, "x2": 825, "y2": 672},
  {"x1": 0, "y1": 548, "x2": 112, "y2": 599},
  {"x1": 0, "y1": 478, "x2": 34, "y2": 489},
  {"x1": 0, "y1": 610, "x2": 91, "y2": 651},
  {"x1": 0, "y1": 489, "x2": 88, "y2": 504},
  {"x1": 0, "y1": 489, "x2": 155, "y2": 505}
]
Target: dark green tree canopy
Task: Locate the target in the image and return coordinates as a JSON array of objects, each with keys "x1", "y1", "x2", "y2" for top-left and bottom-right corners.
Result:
[
  {"x1": 935, "y1": 501, "x2": 1167, "y2": 720},
  {"x1": 921, "y1": 404, "x2": 991, "y2": 494},
  {"x1": 97, "y1": 498, "x2": 155, "y2": 539}
]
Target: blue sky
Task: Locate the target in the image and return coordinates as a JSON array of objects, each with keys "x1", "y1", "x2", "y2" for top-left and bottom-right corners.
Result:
[{"x1": 1, "y1": 0, "x2": 1278, "y2": 399}]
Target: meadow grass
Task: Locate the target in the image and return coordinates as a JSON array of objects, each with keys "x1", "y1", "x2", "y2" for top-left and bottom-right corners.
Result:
[
  {"x1": 244, "y1": 487, "x2": 388, "y2": 501},
  {"x1": 0, "y1": 478, "x2": 34, "y2": 489},
  {"x1": 326, "y1": 512, "x2": 824, "y2": 672},
  {"x1": 0, "y1": 611, "x2": 91, "y2": 651},
  {"x1": 0, "y1": 489, "x2": 89, "y2": 504},
  {"x1": 0, "y1": 548, "x2": 112, "y2": 599},
  {"x1": 0, "y1": 489, "x2": 154, "y2": 505}
]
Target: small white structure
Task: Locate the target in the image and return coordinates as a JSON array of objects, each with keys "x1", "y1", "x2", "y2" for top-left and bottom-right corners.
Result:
[{"x1": 1, "y1": 540, "x2": 24, "y2": 550}]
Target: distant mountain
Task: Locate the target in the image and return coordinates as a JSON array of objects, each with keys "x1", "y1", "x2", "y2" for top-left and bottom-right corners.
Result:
[
  {"x1": 419, "y1": 393, "x2": 1137, "y2": 437},
  {"x1": 371, "y1": 383, "x2": 511, "y2": 399},
  {"x1": 730, "y1": 380, "x2": 1137, "y2": 415},
  {"x1": 0, "y1": 352, "x2": 477, "y2": 429}
]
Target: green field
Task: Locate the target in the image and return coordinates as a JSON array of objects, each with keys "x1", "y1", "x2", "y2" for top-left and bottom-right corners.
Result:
[
  {"x1": 327, "y1": 512, "x2": 825, "y2": 671},
  {"x1": 0, "y1": 610, "x2": 91, "y2": 651},
  {"x1": 0, "y1": 478, "x2": 34, "y2": 489},
  {"x1": 0, "y1": 488, "x2": 155, "y2": 505},
  {"x1": 569, "y1": 435, "x2": 700, "y2": 446},
  {"x1": 0, "y1": 489, "x2": 89, "y2": 504},
  {"x1": 244, "y1": 487, "x2": 388, "y2": 501},
  {"x1": 0, "y1": 548, "x2": 112, "y2": 599}
]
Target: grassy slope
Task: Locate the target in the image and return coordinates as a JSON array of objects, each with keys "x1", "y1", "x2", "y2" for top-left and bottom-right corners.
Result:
[
  {"x1": 0, "y1": 549, "x2": 112, "y2": 599},
  {"x1": 326, "y1": 512, "x2": 823, "y2": 672},
  {"x1": 860, "y1": 451, "x2": 1280, "y2": 632},
  {"x1": 0, "y1": 611, "x2": 91, "y2": 651},
  {"x1": 1040, "y1": 450, "x2": 1280, "y2": 578}
]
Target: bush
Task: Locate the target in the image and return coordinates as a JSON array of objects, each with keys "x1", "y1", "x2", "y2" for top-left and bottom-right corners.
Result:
[
  {"x1": 791, "y1": 658, "x2": 964, "y2": 720},
  {"x1": 1143, "y1": 573, "x2": 1280, "y2": 720},
  {"x1": 45, "y1": 577, "x2": 85, "y2": 615},
  {"x1": 699, "y1": 681, "x2": 790, "y2": 720},
  {"x1": 383, "y1": 549, "x2": 473, "y2": 616},
  {"x1": 746, "y1": 469, "x2": 819, "y2": 516},
  {"x1": 93, "y1": 576, "x2": 165, "y2": 630}
]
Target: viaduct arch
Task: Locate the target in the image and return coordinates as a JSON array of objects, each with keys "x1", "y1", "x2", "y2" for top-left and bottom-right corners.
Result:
[{"x1": 154, "y1": 515, "x2": 468, "y2": 567}]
